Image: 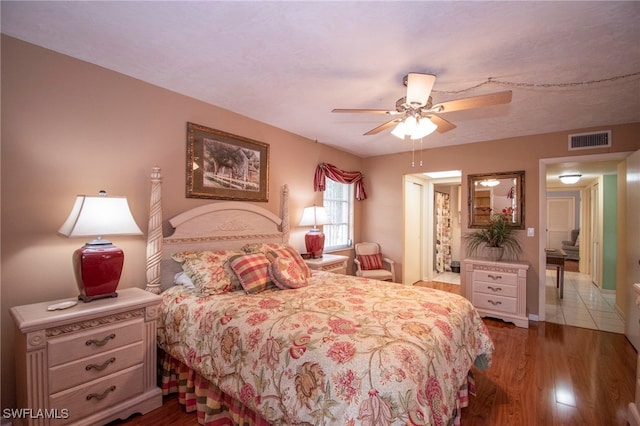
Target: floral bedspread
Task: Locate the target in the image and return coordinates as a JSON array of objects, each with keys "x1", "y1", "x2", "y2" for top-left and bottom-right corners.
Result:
[{"x1": 157, "y1": 272, "x2": 494, "y2": 426}]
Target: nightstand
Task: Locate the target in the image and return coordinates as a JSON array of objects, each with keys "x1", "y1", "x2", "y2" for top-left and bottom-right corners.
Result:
[
  {"x1": 305, "y1": 253, "x2": 349, "y2": 274},
  {"x1": 10, "y1": 287, "x2": 163, "y2": 426}
]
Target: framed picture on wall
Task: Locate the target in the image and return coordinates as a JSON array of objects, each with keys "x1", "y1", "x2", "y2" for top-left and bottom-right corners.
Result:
[{"x1": 186, "y1": 122, "x2": 269, "y2": 201}]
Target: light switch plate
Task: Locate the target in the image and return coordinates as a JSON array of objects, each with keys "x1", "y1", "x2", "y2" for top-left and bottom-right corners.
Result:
[{"x1": 527, "y1": 227, "x2": 535, "y2": 237}]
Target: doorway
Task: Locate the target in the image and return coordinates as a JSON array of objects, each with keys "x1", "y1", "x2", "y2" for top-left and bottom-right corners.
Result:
[
  {"x1": 539, "y1": 152, "x2": 630, "y2": 324},
  {"x1": 403, "y1": 171, "x2": 462, "y2": 285}
]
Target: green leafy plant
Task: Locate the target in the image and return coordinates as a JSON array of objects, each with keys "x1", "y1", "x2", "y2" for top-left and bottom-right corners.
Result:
[{"x1": 464, "y1": 212, "x2": 522, "y2": 259}]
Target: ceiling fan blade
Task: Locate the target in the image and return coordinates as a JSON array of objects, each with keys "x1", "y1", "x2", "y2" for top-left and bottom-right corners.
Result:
[
  {"x1": 432, "y1": 90, "x2": 512, "y2": 113},
  {"x1": 427, "y1": 114, "x2": 457, "y2": 133},
  {"x1": 332, "y1": 108, "x2": 395, "y2": 114},
  {"x1": 364, "y1": 118, "x2": 401, "y2": 135},
  {"x1": 406, "y1": 73, "x2": 436, "y2": 107}
]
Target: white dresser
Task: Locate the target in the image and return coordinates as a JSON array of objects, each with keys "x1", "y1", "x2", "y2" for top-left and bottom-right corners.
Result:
[
  {"x1": 10, "y1": 288, "x2": 162, "y2": 426},
  {"x1": 628, "y1": 283, "x2": 640, "y2": 426},
  {"x1": 464, "y1": 258, "x2": 529, "y2": 328}
]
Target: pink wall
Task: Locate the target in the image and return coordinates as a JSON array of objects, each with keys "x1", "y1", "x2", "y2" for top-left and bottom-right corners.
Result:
[
  {"x1": 2, "y1": 34, "x2": 639, "y2": 409},
  {"x1": 361, "y1": 126, "x2": 640, "y2": 316},
  {"x1": 0, "y1": 36, "x2": 362, "y2": 408}
]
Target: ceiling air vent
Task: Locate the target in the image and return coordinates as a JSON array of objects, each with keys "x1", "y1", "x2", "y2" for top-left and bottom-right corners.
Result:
[{"x1": 568, "y1": 130, "x2": 611, "y2": 151}]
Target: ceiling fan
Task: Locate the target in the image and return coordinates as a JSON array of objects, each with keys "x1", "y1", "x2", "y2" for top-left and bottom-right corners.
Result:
[{"x1": 332, "y1": 73, "x2": 512, "y2": 139}]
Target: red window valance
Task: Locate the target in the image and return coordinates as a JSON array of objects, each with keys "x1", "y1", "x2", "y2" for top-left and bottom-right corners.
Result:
[{"x1": 313, "y1": 163, "x2": 367, "y2": 200}]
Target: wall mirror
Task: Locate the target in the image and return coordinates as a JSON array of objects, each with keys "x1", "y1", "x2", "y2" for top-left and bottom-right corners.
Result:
[{"x1": 468, "y1": 170, "x2": 525, "y2": 229}]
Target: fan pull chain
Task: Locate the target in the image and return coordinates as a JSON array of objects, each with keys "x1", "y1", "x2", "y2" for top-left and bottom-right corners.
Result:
[
  {"x1": 410, "y1": 138, "x2": 425, "y2": 167},
  {"x1": 411, "y1": 139, "x2": 415, "y2": 167}
]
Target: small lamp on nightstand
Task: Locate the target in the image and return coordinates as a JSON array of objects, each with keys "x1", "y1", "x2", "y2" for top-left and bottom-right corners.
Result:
[
  {"x1": 298, "y1": 205, "x2": 331, "y2": 259},
  {"x1": 58, "y1": 190, "x2": 142, "y2": 302}
]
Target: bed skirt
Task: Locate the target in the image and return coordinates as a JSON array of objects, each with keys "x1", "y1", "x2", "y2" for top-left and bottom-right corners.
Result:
[
  {"x1": 158, "y1": 349, "x2": 270, "y2": 426},
  {"x1": 158, "y1": 348, "x2": 476, "y2": 426}
]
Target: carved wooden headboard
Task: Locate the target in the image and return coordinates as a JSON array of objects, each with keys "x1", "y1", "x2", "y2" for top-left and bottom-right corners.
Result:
[{"x1": 144, "y1": 167, "x2": 290, "y2": 293}]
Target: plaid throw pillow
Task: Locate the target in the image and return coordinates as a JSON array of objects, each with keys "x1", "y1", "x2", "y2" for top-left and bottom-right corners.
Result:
[
  {"x1": 243, "y1": 243, "x2": 312, "y2": 278},
  {"x1": 357, "y1": 253, "x2": 383, "y2": 270},
  {"x1": 229, "y1": 253, "x2": 272, "y2": 294}
]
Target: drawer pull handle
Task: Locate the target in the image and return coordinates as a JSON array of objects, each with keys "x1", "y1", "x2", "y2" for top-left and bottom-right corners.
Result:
[
  {"x1": 487, "y1": 286, "x2": 502, "y2": 292},
  {"x1": 488, "y1": 300, "x2": 502, "y2": 306},
  {"x1": 86, "y1": 357, "x2": 116, "y2": 372},
  {"x1": 86, "y1": 385, "x2": 116, "y2": 401},
  {"x1": 488, "y1": 274, "x2": 502, "y2": 280},
  {"x1": 86, "y1": 333, "x2": 115, "y2": 347}
]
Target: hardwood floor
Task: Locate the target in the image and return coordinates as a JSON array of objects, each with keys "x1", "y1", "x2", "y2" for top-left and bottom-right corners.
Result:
[{"x1": 111, "y1": 281, "x2": 637, "y2": 426}]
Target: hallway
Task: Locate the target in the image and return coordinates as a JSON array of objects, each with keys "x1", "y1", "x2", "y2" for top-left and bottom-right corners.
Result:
[{"x1": 545, "y1": 269, "x2": 624, "y2": 333}]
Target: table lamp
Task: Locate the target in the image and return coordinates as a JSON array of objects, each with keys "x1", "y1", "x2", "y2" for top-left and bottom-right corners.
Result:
[
  {"x1": 298, "y1": 205, "x2": 330, "y2": 258},
  {"x1": 58, "y1": 191, "x2": 142, "y2": 302}
]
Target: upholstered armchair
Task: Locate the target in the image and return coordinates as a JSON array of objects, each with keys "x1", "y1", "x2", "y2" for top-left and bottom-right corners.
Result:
[
  {"x1": 354, "y1": 242, "x2": 396, "y2": 282},
  {"x1": 561, "y1": 229, "x2": 580, "y2": 261}
]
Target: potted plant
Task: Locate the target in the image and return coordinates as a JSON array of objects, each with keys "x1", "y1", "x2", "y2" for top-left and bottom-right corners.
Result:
[{"x1": 464, "y1": 212, "x2": 522, "y2": 261}]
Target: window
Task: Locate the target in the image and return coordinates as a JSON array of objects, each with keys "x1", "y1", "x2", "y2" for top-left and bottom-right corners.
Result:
[{"x1": 323, "y1": 179, "x2": 353, "y2": 251}]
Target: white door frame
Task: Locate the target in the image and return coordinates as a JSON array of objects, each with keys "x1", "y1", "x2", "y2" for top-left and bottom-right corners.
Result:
[
  {"x1": 538, "y1": 152, "x2": 631, "y2": 322},
  {"x1": 403, "y1": 173, "x2": 462, "y2": 284},
  {"x1": 403, "y1": 175, "x2": 425, "y2": 284}
]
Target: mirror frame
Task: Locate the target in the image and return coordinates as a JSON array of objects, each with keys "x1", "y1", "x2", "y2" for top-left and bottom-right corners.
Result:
[{"x1": 468, "y1": 170, "x2": 525, "y2": 229}]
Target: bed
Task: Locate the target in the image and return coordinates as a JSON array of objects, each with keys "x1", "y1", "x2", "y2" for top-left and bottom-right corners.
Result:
[{"x1": 143, "y1": 167, "x2": 494, "y2": 426}]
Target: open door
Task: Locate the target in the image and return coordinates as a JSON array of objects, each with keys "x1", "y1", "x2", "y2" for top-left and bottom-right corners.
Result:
[{"x1": 625, "y1": 149, "x2": 640, "y2": 350}]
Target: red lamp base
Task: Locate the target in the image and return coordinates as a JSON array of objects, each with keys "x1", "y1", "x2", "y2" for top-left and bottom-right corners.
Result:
[
  {"x1": 73, "y1": 241, "x2": 123, "y2": 302},
  {"x1": 305, "y1": 229, "x2": 325, "y2": 259}
]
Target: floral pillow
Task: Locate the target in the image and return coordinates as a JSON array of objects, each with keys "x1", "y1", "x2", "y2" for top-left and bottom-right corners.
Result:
[
  {"x1": 357, "y1": 253, "x2": 384, "y2": 270},
  {"x1": 269, "y1": 256, "x2": 308, "y2": 290},
  {"x1": 243, "y1": 243, "x2": 312, "y2": 278},
  {"x1": 229, "y1": 253, "x2": 272, "y2": 294},
  {"x1": 172, "y1": 250, "x2": 243, "y2": 296}
]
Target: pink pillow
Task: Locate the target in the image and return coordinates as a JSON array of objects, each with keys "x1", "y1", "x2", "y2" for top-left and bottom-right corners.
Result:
[
  {"x1": 243, "y1": 243, "x2": 312, "y2": 278},
  {"x1": 269, "y1": 256, "x2": 308, "y2": 290},
  {"x1": 357, "y1": 253, "x2": 383, "y2": 270},
  {"x1": 229, "y1": 253, "x2": 272, "y2": 294}
]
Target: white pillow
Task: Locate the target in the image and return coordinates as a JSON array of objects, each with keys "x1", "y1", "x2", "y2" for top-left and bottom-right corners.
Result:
[{"x1": 173, "y1": 272, "x2": 196, "y2": 289}]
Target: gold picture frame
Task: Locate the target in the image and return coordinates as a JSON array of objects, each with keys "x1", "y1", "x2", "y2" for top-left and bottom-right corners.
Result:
[{"x1": 186, "y1": 122, "x2": 269, "y2": 201}]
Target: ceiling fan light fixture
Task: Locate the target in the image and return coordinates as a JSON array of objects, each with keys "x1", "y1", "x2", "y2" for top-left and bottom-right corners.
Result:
[
  {"x1": 559, "y1": 174, "x2": 582, "y2": 184},
  {"x1": 410, "y1": 117, "x2": 438, "y2": 140},
  {"x1": 405, "y1": 73, "x2": 436, "y2": 107},
  {"x1": 480, "y1": 179, "x2": 500, "y2": 187},
  {"x1": 391, "y1": 121, "x2": 407, "y2": 139}
]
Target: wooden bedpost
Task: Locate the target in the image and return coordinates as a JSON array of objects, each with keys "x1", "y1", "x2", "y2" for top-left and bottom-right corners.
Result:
[
  {"x1": 145, "y1": 167, "x2": 163, "y2": 293},
  {"x1": 281, "y1": 184, "x2": 290, "y2": 243}
]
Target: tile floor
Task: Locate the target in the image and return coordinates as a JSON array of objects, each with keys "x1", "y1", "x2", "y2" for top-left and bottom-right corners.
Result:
[
  {"x1": 545, "y1": 269, "x2": 624, "y2": 333},
  {"x1": 435, "y1": 268, "x2": 625, "y2": 334},
  {"x1": 433, "y1": 271, "x2": 462, "y2": 284}
]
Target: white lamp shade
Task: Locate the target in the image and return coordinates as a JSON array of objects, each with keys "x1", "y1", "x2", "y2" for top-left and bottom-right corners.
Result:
[
  {"x1": 410, "y1": 117, "x2": 438, "y2": 140},
  {"x1": 59, "y1": 195, "x2": 143, "y2": 237},
  {"x1": 298, "y1": 206, "x2": 331, "y2": 228},
  {"x1": 406, "y1": 73, "x2": 436, "y2": 107},
  {"x1": 391, "y1": 121, "x2": 407, "y2": 139}
]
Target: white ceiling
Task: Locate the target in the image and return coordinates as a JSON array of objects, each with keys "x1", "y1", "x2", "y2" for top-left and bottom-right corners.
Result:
[{"x1": 2, "y1": 1, "x2": 639, "y2": 158}]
